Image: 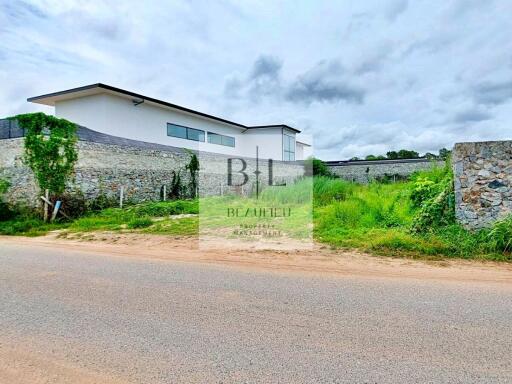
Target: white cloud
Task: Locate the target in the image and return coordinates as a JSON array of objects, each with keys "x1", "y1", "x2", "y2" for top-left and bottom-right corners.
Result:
[{"x1": 1, "y1": 0, "x2": 512, "y2": 160}]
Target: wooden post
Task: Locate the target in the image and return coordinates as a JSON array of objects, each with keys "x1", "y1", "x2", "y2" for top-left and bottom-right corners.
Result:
[
  {"x1": 163, "y1": 185, "x2": 167, "y2": 201},
  {"x1": 43, "y1": 189, "x2": 49, "y2": 222},
  {"x1": 119, "y1": 186, "x2": 124, "y2": 209},
  {"x1": 51, "y1": 201, "x2": 62, "y2": 222}
]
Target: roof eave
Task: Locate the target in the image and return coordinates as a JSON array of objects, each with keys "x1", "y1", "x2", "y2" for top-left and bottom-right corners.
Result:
[{"x1": 28, "y1": 83, "x2": 301, "y2": 132}]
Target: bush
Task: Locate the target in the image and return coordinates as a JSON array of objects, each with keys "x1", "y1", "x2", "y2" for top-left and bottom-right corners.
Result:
[
  {"x1": 54, "y1": 191, "x2": 88, "y2": 219},
  {"x1": 88, "y1": 193, "x2": 120, "y2": 212},
  {"x1": 313, "y1": 176, "x2": 356, "y2": 206},
  {"x1": 311, "y1": 158, "x2": 336, "y2": 178},
  {"x1": 0, "y1": 178, "x2": 14, "y2": 221},
  {"x1": 410, "y1": 162, "x2": 455, "y2": 233},
  {"x1": 486, "y1": 217, "x2": 512, "y2": 253},
  {"x1": 410, "y1": 177, "x2": 455, "y2": 233},
  {"x1": 127, "y1": 200, "x2": 198, "y2": 216},
  {"x1": 127, "y1": 216, "x2": 153, "y2": 229}
]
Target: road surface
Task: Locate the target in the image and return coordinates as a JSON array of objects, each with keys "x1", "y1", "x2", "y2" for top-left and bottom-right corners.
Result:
[{"x1": 1, "y1": 242, "x2": 511, "y2": 383}]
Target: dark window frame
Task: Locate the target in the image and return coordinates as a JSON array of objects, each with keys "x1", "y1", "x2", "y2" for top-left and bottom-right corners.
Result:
[
  {"x1": 167, "y1": 123, "x2": 205, "y2": 142},
  {"x1": 207, "y1": 132, "x2": 235, "y2": 147},
  {"x1": 283, "y1": 132, "x2": 295, "y2": 161}
]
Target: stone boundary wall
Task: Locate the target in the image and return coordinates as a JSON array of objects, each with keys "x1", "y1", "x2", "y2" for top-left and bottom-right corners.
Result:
[
  {"x1": 0, "y1": 138, "x2": 306, "y2": 207},
  {"x1": 453, "y1": 140, "x2": 512, "y2": 229},
  {"x1": 326, "y1": 159, "x2": 444, "y2": 183}
]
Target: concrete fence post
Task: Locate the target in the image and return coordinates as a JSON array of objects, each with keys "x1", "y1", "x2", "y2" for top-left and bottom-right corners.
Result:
[{"x1": 119, "y1": 186, "x2": 124, "y2": 209}]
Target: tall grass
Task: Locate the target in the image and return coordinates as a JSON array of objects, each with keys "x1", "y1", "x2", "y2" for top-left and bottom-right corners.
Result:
[{"x1": 312, "y1": 166, "x2": 511, "y2": 261}]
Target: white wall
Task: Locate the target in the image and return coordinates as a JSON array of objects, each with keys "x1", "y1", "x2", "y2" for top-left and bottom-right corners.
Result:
[
  {"x1": 296, "y1": 143, "x2": 304, "y2": 160},
  {"x1": 55, "y1": 92, "x2": 297, "y2": 160},
  {"x1": 240, "y1": 128, "x2": 284, "y2": 160}
]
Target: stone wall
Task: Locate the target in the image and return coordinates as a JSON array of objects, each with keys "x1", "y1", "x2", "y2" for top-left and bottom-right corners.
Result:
[
  {"x1": 453, "y1": 140, "x2": 512, "y2": 229},
  {"x1": 326, "y1": 159, "x2": 444, "y2": 183},
  {"x1": 0, "y1": 137, "x2": 306, "y2": 207}
]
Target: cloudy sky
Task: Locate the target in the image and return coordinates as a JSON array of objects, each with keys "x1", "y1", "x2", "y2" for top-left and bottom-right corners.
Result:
[{"x1": 1, "y1": 0, "x2": 512, "y2": 160}]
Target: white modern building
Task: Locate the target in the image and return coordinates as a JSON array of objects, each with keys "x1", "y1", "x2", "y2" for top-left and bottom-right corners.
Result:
[{"x1": 28, "y1": 83, "x2": 312, "y2": 161}]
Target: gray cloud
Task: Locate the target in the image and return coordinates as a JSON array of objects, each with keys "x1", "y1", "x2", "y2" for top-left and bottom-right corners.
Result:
[
  {"x1": 60, "y1": 10, "x2": 128, "y2": 41},
  {"x1": 453, "y1": 109, "x2": 492, "y2": 124},
  {"x1": 473, "y1": 81, "x2": 512, "y2": 106},
  {"x1": 285, "y1": 60, "x2": 365, "y2": 104},
  {"x1": 225, "y1": 57, "x2": 365, "y2": 105},
  {"x1": 223, "y1": 55, "x2": 282, "y2": 100},
  {"x1": 250, "y1": 55, "x2": 282, "y2": 80},
  {"x1": 1, "y1": 1, "x2": 47, "y2": 21},
  {"x1": 384, "y1": 0, "x2": 409, "y2": 21}
]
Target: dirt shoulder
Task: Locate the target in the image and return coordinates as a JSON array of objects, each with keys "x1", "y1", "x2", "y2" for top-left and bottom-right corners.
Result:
[{"x1": 1, "y1": 232, "x2": 511, "y2": 286}]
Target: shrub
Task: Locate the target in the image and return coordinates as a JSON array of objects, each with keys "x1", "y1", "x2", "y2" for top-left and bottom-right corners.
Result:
[
  {"x1": 88, "y1": 193, "x2": 119, "y2": 212},
  {"x1": 486, "y1": 217, "x2": 512, "y2": 253},
  {"x1": 410, "y1": 177, "x2": 455, "y2": 233},
  {"x1": 311, "y1": 158, "x2": 336, "y2": 178},
  {"x1": 410, "y1": 161, "x2": 455, "y2": 233},
  {"x1": 169, "y1": 170, "x2": 184, "y2": 199},
  {"x1": 127, "y1": 200, "x2": 198, "y2": 216},
  {"x1": 127, "y1": 216, "x2": 153, "y2": 229},
  {"x1": 0, "y1": 178, "x2": 14, "y2": 221},
  {"x1": 186, "y1": 151, "x2": 200, "y2": 198},
  {"x1": 410, "y1": 177, "x2": 439, "y2": 207},
  {"x1": 54, "y1": 191, "x2": 88, "y2": 219},
  {"x1": 313, "y1": 176, "x2": 356, "y2": 206}
]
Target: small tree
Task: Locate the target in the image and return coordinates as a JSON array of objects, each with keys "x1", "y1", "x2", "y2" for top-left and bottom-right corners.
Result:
[
  {"x1": 438, "y1": 148, "x2": 451, "y2": 160},
  {"x1": 0, "y1": 178, "x2": 13, "y2": 220},
  {"x1": 311, "y1": 158, "x2": 336, "y2": 178},
  {"x1": 186, "y1": 151, "x2": 200, "y2": 198},
  {"x1": 14, "y1": 113, "x2": 78, "y2": 195}
]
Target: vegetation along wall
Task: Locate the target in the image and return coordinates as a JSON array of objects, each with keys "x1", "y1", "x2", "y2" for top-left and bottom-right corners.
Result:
[
  {"x1": 453, "y1": 140, "x2": 512, "y2": 229},
  {"x1": 326, "y1": 159, "x2": 444, "y2": 183},
  {"x1": 0, "y1": 119, "x2": 306, "y2": 207}
]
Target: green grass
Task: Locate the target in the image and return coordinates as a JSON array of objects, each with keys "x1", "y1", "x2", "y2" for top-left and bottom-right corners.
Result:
[
  {"x1": 312, "y1": 170, "x2": 512, "y2": 261},
  {"x1": 0, "y1": 200, "x2": 198, "y2": 237},
  {"x1": 1, "y1": 168, "x2": 511, "y2": 262},
  {"x1": 0, "y1": 217, "x2": 69, "y2": 236}
]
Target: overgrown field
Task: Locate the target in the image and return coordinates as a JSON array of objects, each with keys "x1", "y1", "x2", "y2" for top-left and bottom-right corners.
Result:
[
  {"x1": 1, "y1": 164, "x2": 511, "y2": 261},
  {"x1": 312, "y1": 174, "x2": 511, "y2": 261}
]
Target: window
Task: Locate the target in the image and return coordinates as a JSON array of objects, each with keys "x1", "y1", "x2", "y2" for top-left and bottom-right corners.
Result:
[
  {"x1": 207, "y1": 132, "x2": 235, "y2": 147},
  {"x1": 283, "y1": 133, "x2": 295, "y2": 161},
  {"x1": 167, "y1": 123, "x2": 205, "y2": 142}
]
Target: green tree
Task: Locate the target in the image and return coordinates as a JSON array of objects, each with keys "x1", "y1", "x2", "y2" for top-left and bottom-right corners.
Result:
[
  {"x1": 438, "y1": 148, "x2": 451, "y2": 160},
  {"x1": 365, "y1": 154, "x2": 386, "y2": 161},
  {"x1": 397, "y1": 149, "x2": 419, "y2": 159},
  {"x1": 310, "y1": 158, "x2": 336, "y2": 178},
  {"x1": 14, "y1": 113, "x2": 78, "y2": 195},
  {"x1": 386, "y1": 151, "x2": 399, "y2": 159},
  {"x1": 186, "y1": 152, "x2": 200, "y2": 198}
]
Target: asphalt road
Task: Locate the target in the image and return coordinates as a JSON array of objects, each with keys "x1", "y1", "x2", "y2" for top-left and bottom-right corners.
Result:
[{"x1": 1, "y1": 243, "x2": 511, "y2": 383}]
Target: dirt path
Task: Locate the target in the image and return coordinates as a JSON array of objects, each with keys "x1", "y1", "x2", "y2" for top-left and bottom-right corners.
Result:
[{"x1": 1, "y1": 232, "x2": 511, "y2": 285}]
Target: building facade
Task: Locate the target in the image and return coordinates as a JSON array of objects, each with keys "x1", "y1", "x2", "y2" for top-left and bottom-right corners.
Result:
[{"x1": 28, "y1": 83, "x2": 311, "y2": 161}]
